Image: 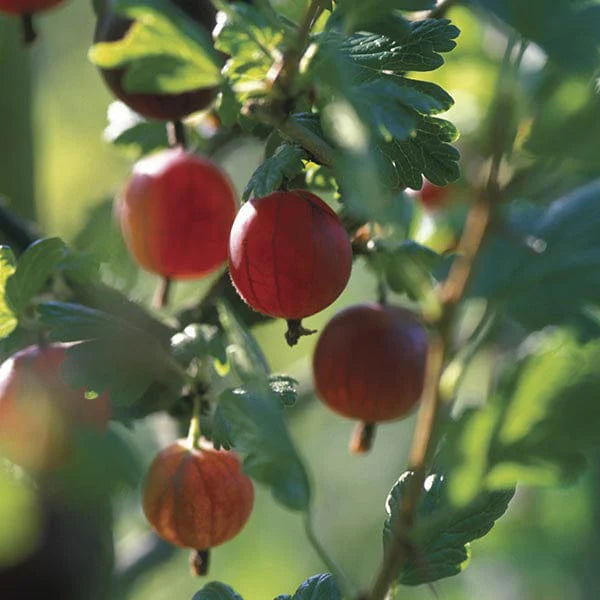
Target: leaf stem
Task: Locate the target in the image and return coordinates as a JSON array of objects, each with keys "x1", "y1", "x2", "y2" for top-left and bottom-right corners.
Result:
[
  {"x1": 303, "y1": 509, "x2": 357, "y2": 597},
  {"x1": 186, "y1": 395, "x2": 202, "y2": 450}
]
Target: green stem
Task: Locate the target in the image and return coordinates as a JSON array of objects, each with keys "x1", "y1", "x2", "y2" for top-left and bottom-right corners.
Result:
[
  {"x1": 303, "y1": 509, "x2": 357, "y2": 597},
  {"x1": 186, "y1": 395, "x2": 202, "y2": 450}
]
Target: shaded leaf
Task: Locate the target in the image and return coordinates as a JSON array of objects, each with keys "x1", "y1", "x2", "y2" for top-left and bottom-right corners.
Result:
[
  {"x1": 384, "y1": 472, "x2": 513, "y2": 585},
  {"x1": 213, "y1": 386, "x2": 310, "y2": 511},
  {"x1": 0, "y1": 247, "x2": 17, "y2": 338},
  {"x1": 291, "y1": 574, "x2": 341, "y2": 600}
]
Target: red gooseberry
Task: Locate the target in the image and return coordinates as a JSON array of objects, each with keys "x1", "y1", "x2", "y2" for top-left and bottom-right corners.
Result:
[
  {"x1": 228, "y1": 189, "x2": 352, "y2": 320},
  {"x1": 94, "y1": 0, "x2": 219, "y2": 121},
  {"x1": 0, "y1": 343, "x2": 111, "y2": 470},
  {"x1": 117, "y1": 147, "x2": 237, "y2": 279},
  {"x1": 419, "y1": 180, "x2": 450, "y2": 211},
  {"x1": 142, "y1": 440, "x2": 254, "y2": 550},
  {"x1": 313, "y1": 303, "x2": 427, "y2": 423},
  {"x1": 0, "y1": 0, "x2": 63, "y2": 14}
]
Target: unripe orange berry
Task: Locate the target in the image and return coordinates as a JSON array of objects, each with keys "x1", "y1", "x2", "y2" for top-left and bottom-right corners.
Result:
[
  {"x1": 142, "y1": 441, "x2": 254, "y2": 550},
  {"x1": 0, "y1": 343, "x2": 111, "y2": 470},
  {"x1": 228, "y1": 190, "x2": 352, "y2": 319},
  {"x1": 117, "y1": 148, "x2": 237, "y2": 279},
  {"x1": 313, "y1": 303, "x2": 427, "y2": 423}
]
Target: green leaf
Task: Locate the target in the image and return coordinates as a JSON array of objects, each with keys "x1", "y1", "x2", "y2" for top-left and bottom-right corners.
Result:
[
  {"x1": 396, "y1": 0, "x2": 436, "y2": 9},
  {"x1": 447, "y1": 328, "x2": 600, "y2": 505},
  {"x1": 290, "y1": 574, "x2": 341, "y2": 600},
  {"x1": 89, "y1": 0, "x2": 222, "y2": 94},
  {"x1": 0, "y1": 247, "x2": 17, "y2": 338},
  {"x1": 243, "y1": 144, "x2": 309, "y2": 201},
  {"x1": 214, "y1": 3, "x2": 283, "y2": 101},
  {"x1": 214, "y1": 386, "x2": 310, "y2": 511},
  {"x1": 217, "y1": 300, "x2": 270, "y2": 382},
  {"x1": 104, "y1": 101, "x2": 169, "y2": 157},
  {"x1": 192, "y1": 581, "x2": 244, "y2": 600},
  {"x1": 384, "y1": 472, "x2": 513, "y2": 585},
  {"x1": 5, "y1": 238, "x2": 66, "y2": 315},
  {"x1": 474, "y1": 0, "x2": 600, "y2": 73},
  {"x1": 171, "y1": 323, "x2": 227, "y2": 366},
  {"x1": 470, "y1": 180, "x2": 600, "y2": 329},
  {"x1": 37, "y1": 302, "x2": 178, "y2": 407}
]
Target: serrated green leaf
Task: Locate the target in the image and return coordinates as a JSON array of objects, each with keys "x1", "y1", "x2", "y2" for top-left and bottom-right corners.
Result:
[
  {"x1": 5, "y1": 238, "x2": 66, "y2": 315},
  {"x1": 384, "y1": 472, "x2": 513, "y2": 585},
  {"x1": 192, "y1": 581, "x2": 244, "y2": 600},
  {"x1": 291, "y1": 574, "x2": 341, "y2": 600},
  {"x1": 214, "y1": 3, "x2": 283, "y2": 101},
  {"x1": 214, "y1": 386, "x2": 310, "y2": 510},
  {"x1": 0, "y1": 247, "x2": 17, "y2": 339},
  {"x1": 448, "y1": 328, "x2": 600, "y2": 505},
  {"x1": 243, "y1": 144, "x2": 309, "y2": 201},
  {"x1": 89, "y1": 0, "x2": 221, "y2": 94}
]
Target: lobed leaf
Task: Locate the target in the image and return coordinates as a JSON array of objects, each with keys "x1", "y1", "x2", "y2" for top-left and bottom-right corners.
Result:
[{"x1": 384, "y1": 472, "x2": 513, "y2": 585}]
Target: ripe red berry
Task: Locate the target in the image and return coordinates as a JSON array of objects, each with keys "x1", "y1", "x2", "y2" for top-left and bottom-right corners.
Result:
[
  {"x1": 228, "y1": 190, "x2": 352, "y2": 320},
  {"x1": 117, "y1": 148, "x2": 237, "y2": 279},
  {"x1": 313, "y1": 303, "x2": 427, "y2": 423},
  {"x1": 419, "y1": 180, "x2": 449, "y2": 210},
  {"x1": 0, "y1": 343, "x2": 111, "y2": 470},
  {"x1": 94, "y1": 0, "x2": 219, "y2": 121},
  {"x1": 142, "y1": 440, "x2": 254, "y2": 550},
  {"x1": 0, "y1": 0, "x2": 62, "y2": 14}
]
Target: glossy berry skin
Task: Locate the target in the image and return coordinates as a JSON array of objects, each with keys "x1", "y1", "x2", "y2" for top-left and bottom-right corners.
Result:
[
  {"x1": 419, "y1": 180, "x2": 449, "y2": 211},
  {"x1": 94, "y1": 0, "x2": 218, "y2": 121},
  {"x1": 0, "y1": 343, "x2": 111, "y2": 470},
  {"x1": 0, "y1": 0, "x2": 63, "y2": 14},
  {"x1": 313, "y1": 303, "x2": 427, "y2": 423},
  {"x1": 117, "y1": 148, "x2": 237, "y2": 279},
  {"x1": 228, "y1": 190, "x2": 352, "y2": 319},
  {"x1": 142, "y1": 441, "x2": 254, "y2": 550}
]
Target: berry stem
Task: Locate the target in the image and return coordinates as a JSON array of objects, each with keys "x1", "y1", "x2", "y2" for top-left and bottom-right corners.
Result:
[
  {"x1": 153, "y1": 276, "x2": 172, "y2": 309},
  {"x1": 189, "y1": 548, "x2": 210, "y2": 576},
  {"x1": 285, "y1": 319, "x2": 317, "y2": 347},
  {"x1": 21, "y1": 14, "x2": 37, "y2": 46},
  {"x1": 350, "y1": 422, "x2": 377, "y2": 454},
  {"x1": 186, "y1": 395, "x2": 202, "y2": 450},
  {"x1": 167, "y1": 120, "x2": 187, "y2": 149}
]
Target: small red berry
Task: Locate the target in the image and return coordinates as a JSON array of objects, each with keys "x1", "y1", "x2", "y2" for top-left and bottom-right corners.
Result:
[
  {"x1": 142, "y1": 440, "x2": 254, "y2": 550},
  {"x1": 94, "y1": 0, "x2": 219, "y2": 121},
  {"x1": 228, "y1": 190, "x2": 352, "y2": 319},
  {"x1": 0, "y1": 343, "x2": 111, "y2": 470},
  {"x1": 0, "y1": 0, "x2": 63, "y2": 14},
  {"x1": 117, "y1": 148, "x2": 237, "y2": 279},
  {"x1": 419, "y1": 180, "x2": 449, "y2": 211},
  {"x1": 313, "y1": 303, "x2": 427, "y2": 423}
]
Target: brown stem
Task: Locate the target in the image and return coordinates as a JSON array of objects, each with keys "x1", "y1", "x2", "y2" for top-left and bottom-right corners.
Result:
[
  {"x1": 153, "y1": 276, "x2": 172, "y2": 309},
  {"x1": 285, "y1": 319, "x2": 317, "y2": 347},
  {"x1": 350, "y1": 422, "x2": 377, "y2": 454},
  {"x1": 167, "y1": 120, "x2": 187, "y2": 148},
  {"x1": 21, "y1": 14, "x2": 37, "y2": 46},
  {"x1": 243, "y1": 102, "x2": 335, "y2": 167},
  {"x1": 189, "y1": 548, "x2": 210, "y2": 576}
]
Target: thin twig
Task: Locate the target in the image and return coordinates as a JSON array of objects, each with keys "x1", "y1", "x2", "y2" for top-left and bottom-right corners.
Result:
[
  {"x1": 167, "y1": 120, "x2": 187, "y2": 148},
  {"x1": 366, "y1": 31, "x2": 517, "y2": 600}
]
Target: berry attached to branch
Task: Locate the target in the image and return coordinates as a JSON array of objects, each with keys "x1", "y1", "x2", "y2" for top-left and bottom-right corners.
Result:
[
  {"x1": 142, "y1": 440, "x2": 254, "y2": 557},
  {"x1": 117, "y1": 148, "x2": 237, "y2": 281},
  {"x1": 228, "y1": 190, "x2": 352, "y2": 326},
  {"x1": 313, "y1": 303, "x2": 427, "y2": 423}
]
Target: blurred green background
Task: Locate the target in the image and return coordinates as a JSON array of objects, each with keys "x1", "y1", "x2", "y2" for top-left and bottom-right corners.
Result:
[{"x1": 1, "y1": 2, "x2": 600, "y2": 599}]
